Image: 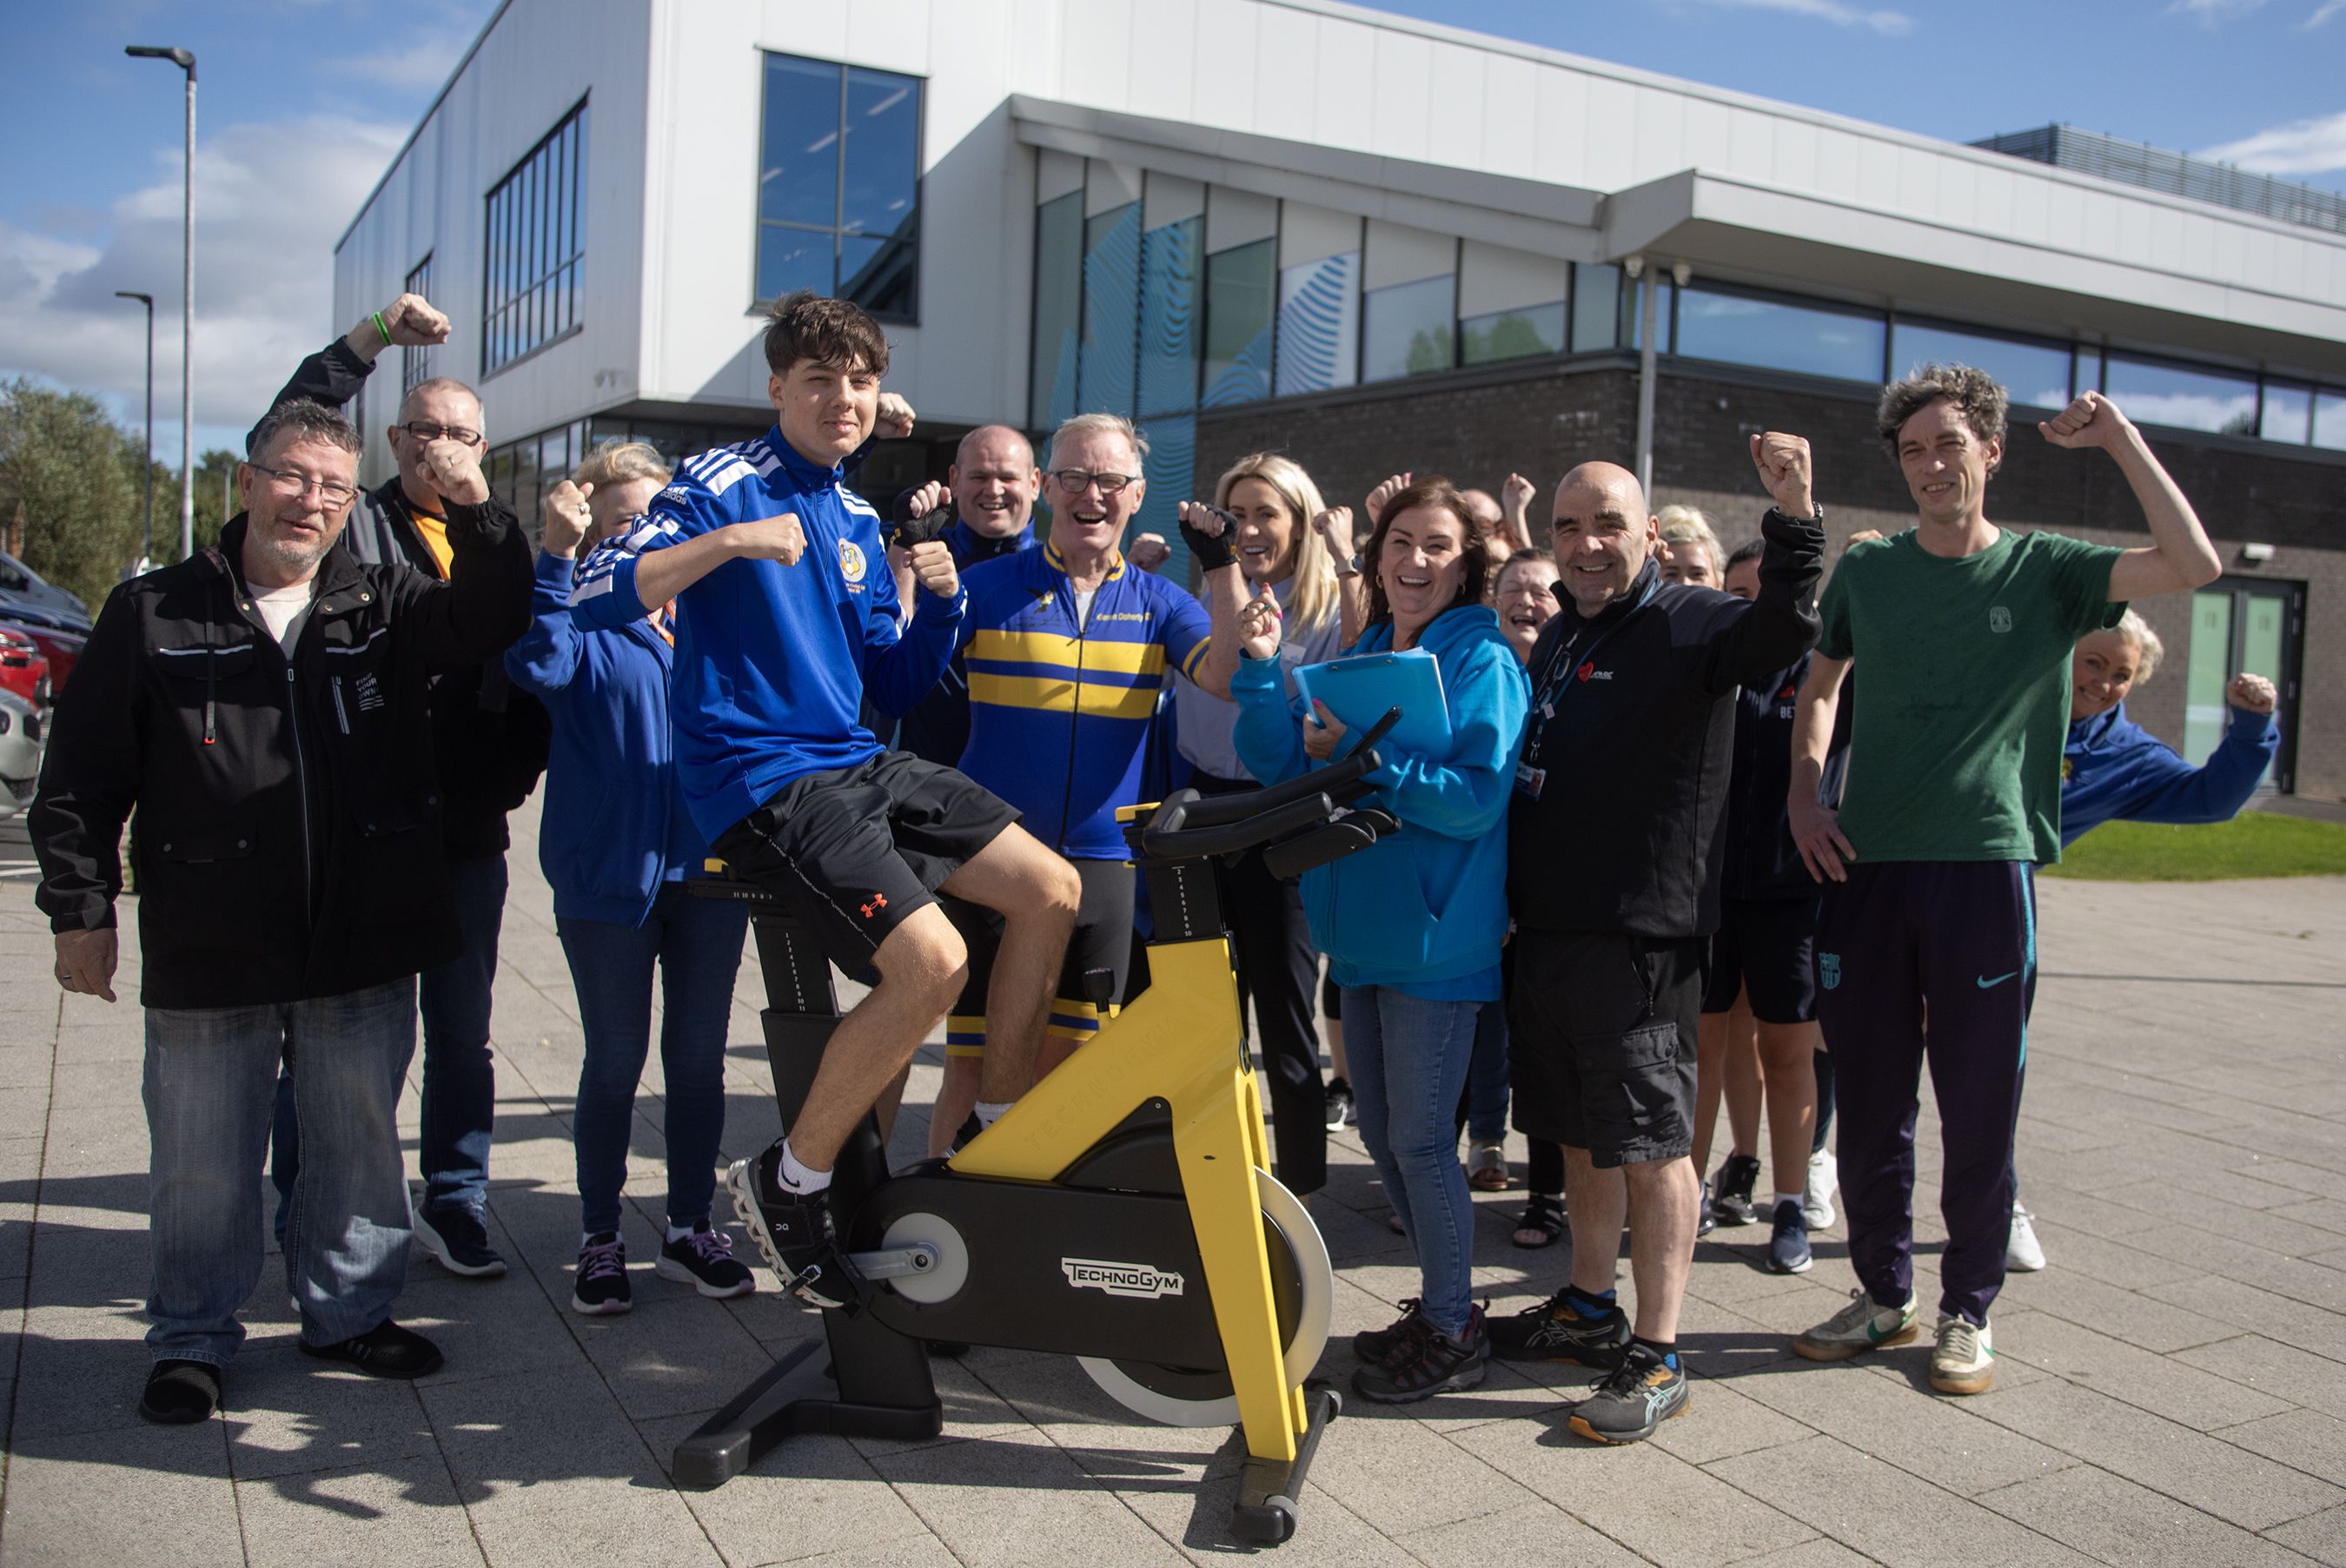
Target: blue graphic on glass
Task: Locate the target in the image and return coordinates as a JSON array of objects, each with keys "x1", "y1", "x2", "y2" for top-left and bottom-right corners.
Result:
[{"x1": 1274, "y1": 250, "x2": 1359, "y2": 398}]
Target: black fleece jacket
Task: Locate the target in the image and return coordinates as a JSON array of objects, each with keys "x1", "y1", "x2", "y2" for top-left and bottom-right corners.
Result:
[
  {"x1": 30, "y1": 507, "x2": 533, "y2": 1007},
  {"x1": 1508, "y1": 507, "x2": 1825, "y2": 939}
]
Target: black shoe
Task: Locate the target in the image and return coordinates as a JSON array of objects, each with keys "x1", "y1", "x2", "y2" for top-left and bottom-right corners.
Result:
[
  {"x1": 1567, "y1": 1341, "x2": 1687, "y2": 1444},
  {"x1": 1766, "y1": 1199, "x2": 1813, "y2": 1274},
  {"x1": 1488, "y1": 1288, "x2": 1631, "y2": 1368},
  {"x1": 1351, "y1": 1298, "x2": 1429, "y2": 1365},
  {"x1": 1711, "y1": 1154, "x2": 1761, "y2": 1227},
  {"x1": 726, "y1": 1147, "x2": 863, "y2": 1312},
  {"x1": 413, "y1": 1203, "x2": 507, "y2": 1279},
  {"x1": 299, "y1": 1319, "x2": 444, "y2": 1379},
  {"x1": 924, "y1": 1340, "x2": 971, "y2": 1358},
  {"x1": 572, "y1": 1232, "x2": 633, "y2": 1316},
  {"x1": 140, "y1": 1359, "x2": 221, "y2": 1424},
  {"x1": 656, "y1": 1222, "x2": 756, "y2": 1299},
  {"x1": 1696, "y1": 1180, "x2": 1717, "y2": 1238},
  {"x1": 1324, "y1": 1077, "x2": 1355, "y2": 1132},
  {"x1": 948, "y1": 1112, "x2": 984, "y2": 1156},
  {"x1": 1353, "y1": 1305, "x2": 1487, "y2": 1404}
]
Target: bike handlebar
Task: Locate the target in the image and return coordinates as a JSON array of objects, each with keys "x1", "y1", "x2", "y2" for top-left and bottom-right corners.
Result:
[
  {"x1": 1134, "y1": 706, "x2": 1406, "y2": 863},
  {"x1": 1160, "y1": 706, "x2": 1402, "y2": 832}
]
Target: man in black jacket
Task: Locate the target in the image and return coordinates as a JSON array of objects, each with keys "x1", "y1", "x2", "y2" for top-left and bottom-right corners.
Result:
[
  {"x1": 1489, "y1": 436, "x2": 1825, "y2": 1446},
  {"x1": 32, "y1": 396, "x2": 533, "y2": 1424},
  {"x1": 262, "y1": 294, "x2": 550, "y2": 1280}
]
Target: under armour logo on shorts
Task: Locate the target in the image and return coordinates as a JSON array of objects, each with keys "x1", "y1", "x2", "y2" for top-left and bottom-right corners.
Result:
[{"x1": 860, "y1": 893, "x2": 889, "y2": 919}]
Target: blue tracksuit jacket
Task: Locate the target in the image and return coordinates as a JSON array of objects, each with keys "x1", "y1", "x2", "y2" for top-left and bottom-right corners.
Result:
[{"x1": 2061, "y1": 700, "x2": 2276, "y2": 847}]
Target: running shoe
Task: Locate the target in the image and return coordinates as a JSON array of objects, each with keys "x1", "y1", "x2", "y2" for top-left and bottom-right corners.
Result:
[
  {"x1": 726, "y1": 1148, "x2": 862, "y2": 1311},
  {"x1": 1803, "y1": 1148, "x2": 1839, "y2": 1230},
  {"x1": 1930, "y1": 1313, "x2": 1995, "y2": 1395},
  {"x1": 413, "y1": 1202, "x2": 507, "y2": 1279},
  {"x1": 572, "y1": 1232, "x2": 632, "y2": 1316},
  {"x1": 1353, "y1": 1306, "x2": 1487, "y2": 1403},
  {"x1": 2006, "y1": 1202, "x2": 2047, "y2": 1273},
  {"x1": 1765, "y1": 1199, "x2": 1813, "y2": 1274},
  {"x1": 1697, "y1": 1179, "x2": 1717, "y2": 1238},
  {"x1": 1711, "y1": 1153, "x2": 1762, "y2": 1227},
  {"x1": 1324, "y1": 1077, "x2": 1356, "y2": 1131},
  {"x1": 658, "y1": 1222, "x2": 756, "y2": 1299},
  {"x1": 1353, "y1": 1298, "x2": 1429, "y2": 1364},
  {"x1": 1488, "y1": 1287, "x2": 1630, "y2": 1368},
  {"x1": 1793, "y1": 1288, "x2": 1919, "y2": 1362},
  {"x1": 1567, "y1": 1341, "x2": 1687, "y2": 1445}
]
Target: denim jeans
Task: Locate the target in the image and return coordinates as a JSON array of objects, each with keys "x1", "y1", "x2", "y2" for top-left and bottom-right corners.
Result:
[
  {"x1": 560, "y1": 883, "x2": 750, "y2": 1235},
  {"x1": 1342, "y1": 984, "x2": 1481, "y2": 1339},
  {"x1": 145, "y1": 979, "x2": 418, "y2": 1365},
  {"x1": 1461, "y1": 999, "x2": 1510, "y2": 1144}
]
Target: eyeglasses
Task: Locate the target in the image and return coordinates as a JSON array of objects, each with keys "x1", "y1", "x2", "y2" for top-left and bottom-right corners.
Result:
[
  {"x1": 249, "y1": 465, "x2": 358, "y2": 508},
  {"x1": 1048, "y1": 468, "x2": 1139, "y2": 497},
  {"x1": 399, "y1": 420, "x2": 484, "y2": 447}
]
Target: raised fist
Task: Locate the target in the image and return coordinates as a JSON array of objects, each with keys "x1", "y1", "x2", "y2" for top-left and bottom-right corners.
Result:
[
  {"x1": 727, "y1": 511, "x2": 806, "y2": 566},
  {"x1": 1237, "y1": 585, "x2": 1283, "y2": 661},
  {"x1": 905, "y1": 538, "x2": 959, "y2": 599},
  {"x1": 2039, "y1": 391, "x2": 2132, "y2": 452},
  {"x1": 1748, "y1": 432, "x2": 1815, "y2": 519},
  {"x1": 1364, "y1": 473, "x2": 1413, "y2": 527},
  {"x1": 423, "y1": 439, "x2": 488, "y2": 506},
  {"x1": 1311, "y1": 505, "x2": 1355, "y2": 560},
  {"x1": 1499, "y1": 473, "x2": 1537, "y2": 549},
  {"x1": 382, "y1": 293, "x2": 450, "y2": 347},
  {"x1": 541, "y1": 478, "x2": 595, "y2": 558},
  {"x1": 875, "y1": 392, "x2": 916, "y2": 440},
  {"x1": 2229, "y1": 672, "x2": 2278, "y2": 714},
  {"x1": 1127, "y1": 532, "x2": 1172, "y2": 572}
]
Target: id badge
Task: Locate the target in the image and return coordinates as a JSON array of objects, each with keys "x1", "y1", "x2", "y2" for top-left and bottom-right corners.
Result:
[{"x1": 1514, "y1": 759, "x2": 1546, "y2": 800}]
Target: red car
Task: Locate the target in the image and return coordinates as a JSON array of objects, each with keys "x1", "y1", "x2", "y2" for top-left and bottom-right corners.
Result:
[
  {"x1": 0, "y1": 627, "x2": 50, "y2": 711},
  {"x1": 2, "y1": 621, "x2": 83, "y2": 695}
]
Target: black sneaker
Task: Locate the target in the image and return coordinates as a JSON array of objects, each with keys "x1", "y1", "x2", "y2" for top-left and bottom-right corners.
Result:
[
  {"x1": 1711, "y1": 1154, "x2": 1761, "y2": 1227},
  {"x1": 657, "y1": 1222, "x2": 756, "y2": 1299},
  {"x1": 413, "y1": 1203, "x2": 507, "y2": 1279},
  {"x1": 726, "y1": 1147, "x2": 863, "y2": 1312},
  {"x1": 1324, "y1": 1077, "x2": 1355, "y2": 1132},
  {"x1": 1697, "y1": 1180, "x2": 1717, "y2": 1238},
  {"x1": 1353, "y1": 1305, "x2": 1487, "y2": 1404},
  {"x1": 1568, "y1": 1341, "x2": 1687, "y2": 1445},
  {"x1": 299, "y1": 1319, "x2": 444, "y2": 1379},
  {"x1": 140, "y1": 1359, "x2": 221, "y2": 1424},
  {"x1": 1488, "y1": 1288, "x2": 1630, "y2": 1368},
  {"x1": 572, "y1": 1232, "x2": 633, "y2": 1316},
  {"x1": 1352, "y1": 1298, "x2": 1429, "y2": 1365},
  {"x1": 1765, "y1": 1199, "x2": 1813, "y2": 1274}
]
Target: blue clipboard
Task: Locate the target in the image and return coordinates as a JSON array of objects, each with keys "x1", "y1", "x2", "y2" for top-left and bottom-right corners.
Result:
[{"x1": 1293, "y1": 649, "x2": 1452, "y2": 761}]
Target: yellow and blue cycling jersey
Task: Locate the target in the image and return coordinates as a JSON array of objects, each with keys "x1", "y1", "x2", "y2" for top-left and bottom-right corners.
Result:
[{"x1": 953, "y1": 542, "x2": 1212, "y2": 858}]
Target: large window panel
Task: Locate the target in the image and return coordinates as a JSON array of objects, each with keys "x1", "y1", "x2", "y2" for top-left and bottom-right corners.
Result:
[
  {"x1": 1202, "y1": 239, "x2": 1275, "y2": 408},
  {"x1": 1139, "y1": 215, "x2": 1202, "y2": 416},
  {"x1": 1461, "y1": 303, "x2": 1565, "y2": 365},
  {"x1": 840, "y1": 69, "x2": 919, "y2": 237},
  {"x1": 482, "y1": 100, "x2": 587, "y2": 376},
  {"x1": 2259, "y1": 380, "x2": 2313, "y2": 445},
  {"x1": 1362, "y1": 274, "x2": 1455, "y2": 381},
  {"x1": 755, "y1": 54, "x2": 921, "y2": 319},
  {"x1": 759, "y1": 57, "x2": 840, "y2": 226},
  {"x1": 1274, "y1": 250, "x2": 1359, "y2": 398},
  {"x1": 1570, "y1": 263, "x2": 1620, "y2": 352},
  {"x1": 1457, "y1": 241, "x2": 1566, "y2": 367},
  {"x1": 1029, "y1": 191, "x2": 1084, "y2": 430},
  {"x1": 1892, "y1": 321, "x2": 2071, "y2": 409},
  {"x1": 1130, "y1": 413, "x2": 1196, "y2": 583},
  {"x1": 402, "y1": 253, "x2": 435, "y2": 397},
  {"x1": 2315, "y1": 390, "x2": 2346, "y2": 452},
  {"x1": 1079, "y1": 204, "x2": 1141, "y2": 416},
  {"x1": 2104, "y1": 354, "x2": 2257, "y2": 436},
  {"x1": 1675, "y1": 285, "x2": 1883, "y2": 382}
]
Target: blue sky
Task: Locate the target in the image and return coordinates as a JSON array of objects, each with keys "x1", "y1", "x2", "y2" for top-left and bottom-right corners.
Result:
[{"x1": 3, "y1": 0, "x2": 2338, "y2": 460}]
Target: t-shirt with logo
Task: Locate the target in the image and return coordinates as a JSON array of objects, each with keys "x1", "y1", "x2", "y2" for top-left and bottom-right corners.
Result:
[{"x1": 1817, "y1": 526, "x2": 2124, "y2": 865}]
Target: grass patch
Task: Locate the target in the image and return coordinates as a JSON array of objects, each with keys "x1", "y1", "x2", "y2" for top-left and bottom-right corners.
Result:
[{"x1": 2044, "y1": 810, "x2": 2346, "y2": 881}]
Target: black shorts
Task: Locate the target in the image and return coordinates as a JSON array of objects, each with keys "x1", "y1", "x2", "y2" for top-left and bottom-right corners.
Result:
[
  {"x1": 710, "y1": 751, "x2": 1018, "y2": 973},
  {"x1": 944, "y1": 857, "x2": 1135, "y2": 1057},
  {"x1": 1701, "y1": 896, "x2": 1822, "y2": 1024},
  {"x1": 1508, "y1": 929, "x2": 1704, "y2": 1168}
]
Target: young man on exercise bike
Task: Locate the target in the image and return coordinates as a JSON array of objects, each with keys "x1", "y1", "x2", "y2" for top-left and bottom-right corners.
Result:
[{"x1": 570, "y1": 292, "x2": 1083, "y2": 1309}]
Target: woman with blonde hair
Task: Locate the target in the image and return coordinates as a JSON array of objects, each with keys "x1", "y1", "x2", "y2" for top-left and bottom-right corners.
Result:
[
  {"x1": 1657, "y1": 505, "x2": 1726, "y2": 588},
  {"x1": 1170, "y1": 452, "x2": 1365, "y2": 1193}
]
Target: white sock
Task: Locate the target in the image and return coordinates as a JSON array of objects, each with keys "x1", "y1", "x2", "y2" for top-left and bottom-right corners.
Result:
[
  {"x1": 582, "y1": 1230, "x2": 619, "y2": 1247},
  {"x1": 1775, "y1": 1191, "x2": 1805, "y2": 1215},
  {"x1": 779, "y1": 1139, "x2": 833, "y2": 1194},
  {"x1": 974, "y1": 1099, "x2": 1013, "y2": 1129},
  {"x1": 666, "y1": 1221, "x2": 698, "y2": 1243}
]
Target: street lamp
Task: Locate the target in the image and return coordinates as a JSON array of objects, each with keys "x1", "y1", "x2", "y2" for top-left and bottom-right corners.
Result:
[
  {"x1": 115, "y1": 290, "x2": 155, "y2": 567},
  {"x1": 124, "y1": 44, "x2": 195, "y2": 563}
]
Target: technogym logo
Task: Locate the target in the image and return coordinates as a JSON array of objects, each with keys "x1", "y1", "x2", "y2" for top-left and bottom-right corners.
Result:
[{"x1": 1060, "y1": 1258, "x2": 1187, "y2": 1300}]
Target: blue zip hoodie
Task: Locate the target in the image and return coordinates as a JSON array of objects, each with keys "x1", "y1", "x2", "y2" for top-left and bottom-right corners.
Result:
[
  {"x1": 1232, "y1": 604, "x2": 1528, "y2": 997},
  {"x1": 570, "y1": 429, "x2": 966, "y2": 841},
  {"x1": 2061, "y1": 700, "x2": 2276, "y2": 847},
  {"x1": 507, "y1": 551, "x2": 706, "y2": 925}
]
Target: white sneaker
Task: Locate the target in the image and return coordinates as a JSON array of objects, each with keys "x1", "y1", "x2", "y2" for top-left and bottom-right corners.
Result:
[
  {"x1": 1803, "y1": 1148, "x2": 1838, "y2": 1230},
  {"x1": 2006, "y1": 1201, "x2": 2047, "y2": 1273},
  {"x1": 1929, "y1": 1313, "x2": 1994, "y2": 1395}
]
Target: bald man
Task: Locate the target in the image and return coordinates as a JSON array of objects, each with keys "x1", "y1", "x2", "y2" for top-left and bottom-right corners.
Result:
[{"x1": 1491, "y1": 446, "x2": 1825, "y2": 1446}]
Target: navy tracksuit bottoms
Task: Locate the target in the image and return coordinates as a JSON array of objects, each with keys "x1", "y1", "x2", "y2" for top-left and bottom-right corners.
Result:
[{"x1": 1813, "y1": 860, "x2": 2036, "y2": 1327}]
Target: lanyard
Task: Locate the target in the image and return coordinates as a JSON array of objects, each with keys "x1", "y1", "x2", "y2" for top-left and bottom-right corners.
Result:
[{"x1": 1523, "y1": 574, "x2": 1658, "y2": 767}]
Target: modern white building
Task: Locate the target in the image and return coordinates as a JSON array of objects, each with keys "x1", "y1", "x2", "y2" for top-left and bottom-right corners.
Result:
[{"x1": 336, "y1": 0, "x2": 2346, "y2": 796}]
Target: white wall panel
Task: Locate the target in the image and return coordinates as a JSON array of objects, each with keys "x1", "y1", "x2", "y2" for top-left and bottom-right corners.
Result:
[
  {"x1": 1426, "y1": 42, "x2": 1487, "y2": 173},
  {"x1": 1368, "y1": 29, "x2": 1434, "y2": 162},
  {"x1": 1312, "y1": 16, "x2": 1380, "y2": 152},
  {"x1": 1478, "y1": 51, "x2": 1537, "y2": 182},
  {"x1": 1192, "y1": 0, "x2": 1261, "y2": 133},
  {"x1": 1127, "y1": 0, "x2": 1198, "y2": 124}
]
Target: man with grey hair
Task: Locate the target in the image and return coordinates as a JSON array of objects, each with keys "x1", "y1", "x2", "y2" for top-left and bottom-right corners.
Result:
[
  {"x1": 260, "y1": 297, "x2": 552, "y2": 1281},
  {"x1": 30, "y1": 393, "x2": 533, "y2": 1424}
]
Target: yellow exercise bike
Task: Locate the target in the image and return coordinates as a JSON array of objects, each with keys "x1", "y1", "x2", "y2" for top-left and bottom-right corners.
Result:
[{"x1": 674, "y1": 712, "x2": 1407, "y2": 1545}]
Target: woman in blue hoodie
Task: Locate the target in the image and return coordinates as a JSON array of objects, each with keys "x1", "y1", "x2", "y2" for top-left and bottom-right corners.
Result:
[
  {"x1": 1233, "y1": 477, "x2": 1528, "y2": 1406},
  {"x1": 507, "y1": 442, "x2": 753, "y2": 1316}
]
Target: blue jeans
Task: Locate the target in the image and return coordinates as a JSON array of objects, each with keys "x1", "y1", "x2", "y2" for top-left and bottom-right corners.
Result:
[
  {"x1": 145, "y1": 979, "x2": 418, "y2": 1365},
  {"x1": 560, "y1": 883, "x2": 750, "y2": 1235},
  {"x1": 1342, "y1": 985, "x2": 1481, "y2": 1339},
  {"x1": 1462, "y1": 999, "x2": 1510, "y2": 1144}
]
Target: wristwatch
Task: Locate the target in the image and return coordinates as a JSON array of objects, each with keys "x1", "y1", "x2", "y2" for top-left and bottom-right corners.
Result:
[{"x1": 1333, "y1": 555, "x2": 1362, "y2": 579}]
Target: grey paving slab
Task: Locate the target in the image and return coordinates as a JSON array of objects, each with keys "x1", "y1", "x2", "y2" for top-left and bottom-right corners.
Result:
[
  {"x1": 1978, "y1": 1462, "x2": 2323, "y2": 1568},
  {"x1": 0, "y1": 1419, "x2": 240, "y2": 1568},
  {"x1": 2263, "y1": 1502, "x2": 2346, "y2": 1565},
  {"x1": 868, "y1": 1429, "x2": 1188, "y2": 1568},
  {"x1": 236, "y1": 1452, "x2": 486, "y2": 1568},
  {"x1": 2219, "y1": 1407, "x2": 2346, "y2": 1491},
  {"x1": 1994, "y1": 1311, "x2": 2295, "y2": 1430}
]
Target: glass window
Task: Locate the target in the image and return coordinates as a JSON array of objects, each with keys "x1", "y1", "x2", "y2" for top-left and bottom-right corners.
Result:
[
  {"x1": 1892, "y1": 321, "x2": 2071, "y2": 410},
  {"x1": 1139, "y1": 216, "x2": 1202, "y2": 416},
  {"x1": 2260, "y1": 380, "x2": 2313, "y2": 445},
  {"x1": 1079, "y1": 203, "x2": 1141, "y2": 417},
  {"x1": 2104, "y1": 354, "x2": 2257, "y2": 436},
  {"x1": 481, "y1": 100, "x2": 587, "y2": 376},
  {"x1": 402, "y1": 253, "x2": 435, "y2": 397},
  {"x1": 1029, "y1": 192, "x2": 1084, "y2": 430},
  {"x1": 1628, "y1": 279, "x2": 1676, "y2": 353},
  {"x1": 755, "y1": 54, "x2": 922, "y2": 320},
  {"x1": 2073, "y1": 347, "x2": 2104, "y2": 399},
  {"x1": 1674, "y1": 285, "x2": 1882, "y2": 381},
  {"x1": 2316, "y1": 389, "x2": 2346, "y2": 452},
  {"x1": 1274, "y1": 249, "x2": 1359, "y2": 397},
  {"x1": 1203, "y1": 240, "x2": 1276, "y2": 408},
  {"x1": 1362, "y1": 274, "x2": 1455, "y2": 381},
  {"x1": 1570, "y1": 263, "x2": 1619, "y2": 353},
  {"x1": 1130, "y1": 413, "x2": 1196, "y2": 583},
  {"x1": 1461, "y1": 302, "x2": 1566, "y2": 366}
]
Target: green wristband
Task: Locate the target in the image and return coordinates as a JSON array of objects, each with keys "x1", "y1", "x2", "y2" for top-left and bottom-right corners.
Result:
[{"x1": 372, "y1": 311, "x2": 392, "y2": 348}]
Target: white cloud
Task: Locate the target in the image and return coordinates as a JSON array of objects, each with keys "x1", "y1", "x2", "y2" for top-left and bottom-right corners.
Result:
[
  {"x1": 2309, "y1": 0, "x2": 2346, "y2": 25},
  {"x1": 2166, "y1": 0, "x2": 2267, "y2": 22},
  {"x1": 2201, "y1": 109, "x2": 2346, "y2": 175},
  {"x1": 0, "y1": 115, "x2": 406, "y2": 454},
  {"x1": 1693, "y1": 0, "x2": 1915, "y2": 33},
  {"x1": 322, "y1": 36, "x2": 468, "y2": 91}
]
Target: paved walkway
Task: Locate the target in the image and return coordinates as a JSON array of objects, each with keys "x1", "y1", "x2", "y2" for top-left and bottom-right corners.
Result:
[{"x1": 2, "y1": 804, "x2": 2344, "y2": 1567}]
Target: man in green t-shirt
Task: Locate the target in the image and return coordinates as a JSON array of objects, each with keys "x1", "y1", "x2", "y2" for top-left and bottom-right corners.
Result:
[{"x1": 1780, "y1": 366, "x2": 2219, "y2": 1397}]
